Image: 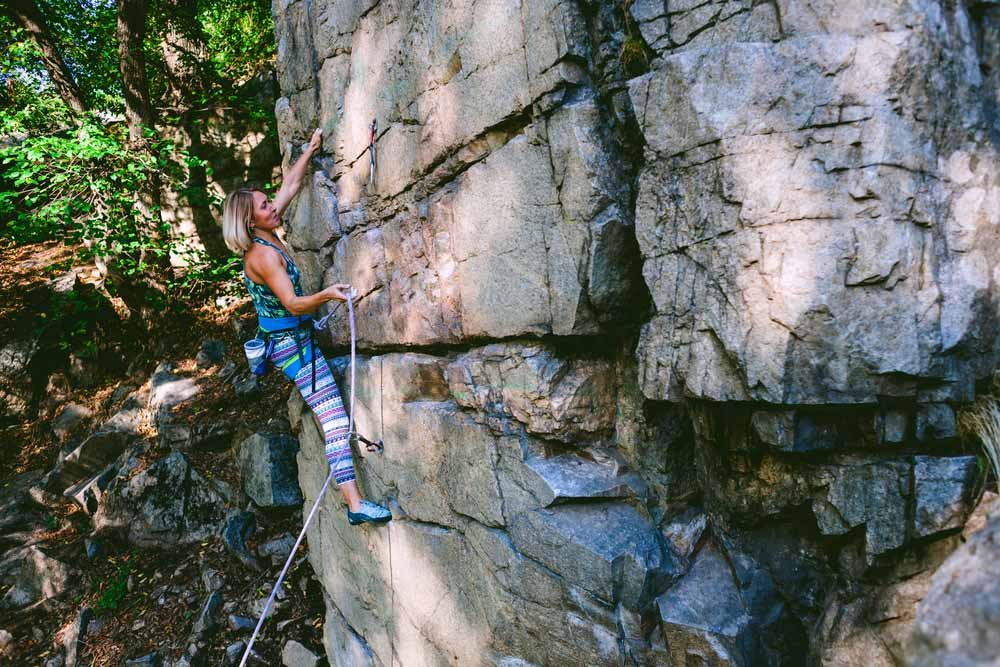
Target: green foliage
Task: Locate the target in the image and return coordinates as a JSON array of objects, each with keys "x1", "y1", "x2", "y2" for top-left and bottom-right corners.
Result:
[
  {"x1": 94, "y1": 552, "x2": 136, "y2": 613},
  {"x1": 0, "y1": 1, "x2": 121, "y2": 121},
  {"x1": 0, "y1": 117, "x2": 167, "y2": 274},
  {"x1": 199, "y1": 0, "x2": 276, "y2": 85},
  {"x1": 0, "y1": 0, "x2": 277, "y2": 306},
  {"x1": 33, "y1": 280, "x2": 110, "y2": 359},
  {"x1": 618, "y1": 0, "x2": 652, "y2": 77}
]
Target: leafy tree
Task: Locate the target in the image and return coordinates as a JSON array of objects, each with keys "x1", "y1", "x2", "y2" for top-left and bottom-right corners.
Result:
[
  {"x1": 0, "y1": 0, "x2": 87, "y2": 112},
  {"x1": 0, "y1": 0, "x2": 277, "y2": 308}
]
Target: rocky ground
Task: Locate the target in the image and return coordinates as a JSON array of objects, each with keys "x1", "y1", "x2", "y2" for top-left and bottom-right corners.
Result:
[{"x1": 0, "y1": 241, "x2": 333, "y2": 666}]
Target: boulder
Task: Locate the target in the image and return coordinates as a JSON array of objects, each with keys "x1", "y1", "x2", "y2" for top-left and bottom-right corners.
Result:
[
  {"x1": 236, "y1": 431, "x2": 303, "y2": 507},
  {"x1": 202, "y1": 567, "x2": 225, "y2": 593},
  {"x1": 51, "y1": 403, "x2": 92, "y2": 441},
  {"x1": 54, "y1": 431, "x2": 130, "y2": 489},
  {"x1": 63, "y1": 463, "x2": 118, "y2": 515},
  {"x1": 656, "y1": 544, "x2": 753, "y2": 667},
  {"x1": 228, "y1": 614, "x2": 256, "y2": 632},
  {"x1": 222, "y1": 510, "x2": 259, "y2": 569},
  {"x1": 259, "y1": 534, "x2": 297, "y2": 566},
  {"x1": 148, "y1": 362, "x2": 199, "y2": 411},
  {"x1": 905, "y1": 509, "x2": 1000, "y2": 665},
  {"x1": 0, "y1": 546, "x2": 72, "y2": 609},
  {"x1": 93, "y1": 451, "x2": 230, "y2": 546},
  {"x1": 281, "y1": 640, "x2": 320, "y2": 667},
  {"x1": 224, "y1": 642, "x2": 246, "y2": 666},
  {"x1": 195, "y1": 339, "x2": 226, "y2": 368}
]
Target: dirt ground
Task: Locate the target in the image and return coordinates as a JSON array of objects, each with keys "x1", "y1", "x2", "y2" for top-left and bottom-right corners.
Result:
[{"x1": 0, "y1": 241, "x2": 330, "y2": 666}]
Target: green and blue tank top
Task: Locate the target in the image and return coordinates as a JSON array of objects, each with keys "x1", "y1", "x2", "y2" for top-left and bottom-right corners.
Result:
[{"x1": 244, "y1": 237, "x2": 303, "y2": 319}]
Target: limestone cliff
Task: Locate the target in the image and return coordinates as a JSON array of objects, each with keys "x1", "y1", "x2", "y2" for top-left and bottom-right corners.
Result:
[{"x1": 273, "y1": 1, "x2": 1000, "y2": 665}]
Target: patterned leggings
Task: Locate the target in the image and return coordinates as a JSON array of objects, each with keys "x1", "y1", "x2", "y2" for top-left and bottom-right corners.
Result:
[{"x1": 269, "y1": 334, "x2": 355, "y2": 485}]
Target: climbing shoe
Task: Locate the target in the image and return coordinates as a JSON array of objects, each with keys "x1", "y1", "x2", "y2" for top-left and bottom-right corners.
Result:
[{"x1": 347, "y1": 500, "x2": 392, "y2": 526}]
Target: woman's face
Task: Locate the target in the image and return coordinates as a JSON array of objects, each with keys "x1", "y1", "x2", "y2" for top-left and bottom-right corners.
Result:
[{"x1": 250, "y1": 190, "x2": 280, "y2": 232}]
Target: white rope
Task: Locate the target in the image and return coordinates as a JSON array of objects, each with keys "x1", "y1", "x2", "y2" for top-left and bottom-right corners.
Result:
[{"x1": 239, "y1": 291, "x2": 357, "y2": 666}]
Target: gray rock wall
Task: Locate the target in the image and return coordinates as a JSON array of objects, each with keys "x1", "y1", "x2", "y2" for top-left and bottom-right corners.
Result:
[{"x1": 274, "y1": 1, "x2": 1000, "y2": 665}]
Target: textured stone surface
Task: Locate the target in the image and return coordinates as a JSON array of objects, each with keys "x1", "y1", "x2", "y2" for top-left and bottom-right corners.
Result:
[
  {"x1": 62, "y1": 608, "x2": 93, "y2": 667},
  {"x1": 51, "y1": 403, "x2": 92, "y2": 441},
  {"x1": 94, "y1": 451, "x2": 230, "y2": 546},
  {"x1": 0, "y1": 546, "x2": 72, "y2": 609},
  {"x1": 906, "y1": 508, "x2": 1000, "y2": 666},
  {"x1": 236, "y1": 431, "x2": 303, "y2": 507},
  {"x1": 293, "y1": 350, "x2": 678, "y2": 665},
  {"x1": 656, "y1": 543, "x2": 752, "y2": 666},
  {"x1": 0, "y1": 337, "x2": 39, "y2": 421},
  {"x1": 509, "y1": 503, "x2": 674, "y2": 609},
  {"x1": 630, "y1": 13, "x2": 1000, "y2": 405},
  {"x1": 271, "y1": 0, "x2": 1000, "y2": 664},
  {"x1": 447, "y1": 342, "x2": 618, "y2": 443},
  {"x1": 281, "y1": 640, "x2": 319, "y2": 667},
  {"x1": 322, "y1": 594, "x2": 375, "y2": 667},
  {"x1": 222, "y1": 510, "x2": 259, "y2": 569}
]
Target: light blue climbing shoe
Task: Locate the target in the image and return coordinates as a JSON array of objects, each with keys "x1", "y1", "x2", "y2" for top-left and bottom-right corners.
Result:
[{"x1": 347, "y1": 500, "x2": 392, "y2": 526}]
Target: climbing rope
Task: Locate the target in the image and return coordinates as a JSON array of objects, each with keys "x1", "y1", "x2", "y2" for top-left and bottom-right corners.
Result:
[{"x1": 239, "y1": 292, "x2": 359, "y2": 667}]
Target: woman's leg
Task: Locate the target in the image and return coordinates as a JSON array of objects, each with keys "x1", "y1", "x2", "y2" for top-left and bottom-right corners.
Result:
[{"x1": 269, "y1": 335, "x2": 363, "y2": 510}]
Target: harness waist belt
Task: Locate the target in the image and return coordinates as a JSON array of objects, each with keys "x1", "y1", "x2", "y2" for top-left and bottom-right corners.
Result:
[{"x1": 258, "y1": 314, "x2": 312, "y2": 332}]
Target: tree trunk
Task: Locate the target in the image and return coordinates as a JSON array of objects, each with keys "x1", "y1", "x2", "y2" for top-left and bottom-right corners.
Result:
[
  {"x1": 116, "y1": 0, "x2": 154, "y2": 146},
  {"x1": 116, "y1": 0, "x2": 169, "y2": 303},
  {"x1": 160, "y1": 0, "x2": 207, "y2": 106},
  {"x1": 0, "y1": 0, "x2": 86, "y2": 113}
]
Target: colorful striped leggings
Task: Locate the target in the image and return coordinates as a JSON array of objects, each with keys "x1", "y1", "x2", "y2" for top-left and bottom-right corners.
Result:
[{"x1": 268, "y1": 334, "x2": 355, "y2": 485}]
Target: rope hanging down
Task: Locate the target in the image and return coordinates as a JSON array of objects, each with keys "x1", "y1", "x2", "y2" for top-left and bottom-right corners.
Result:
[{"x1": 239, "y1": 292, "x2": 360, "y2": 667}]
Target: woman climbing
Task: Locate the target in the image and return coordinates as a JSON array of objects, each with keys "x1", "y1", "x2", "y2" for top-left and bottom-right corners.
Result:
[{"x1": 222, "y1": 127, "x2": 391, "y2": 527}]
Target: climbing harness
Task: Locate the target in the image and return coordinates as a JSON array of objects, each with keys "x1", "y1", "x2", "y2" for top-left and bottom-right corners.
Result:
[
  {"x1": 256, "y1": 314, "x2": 320, "y2": 392},
  {"x1": 368, "y1": 118, "x2": 377, "y2": 186},
  {"x1": 239, "y1": 293, "x2": 373, "y2": 666}
]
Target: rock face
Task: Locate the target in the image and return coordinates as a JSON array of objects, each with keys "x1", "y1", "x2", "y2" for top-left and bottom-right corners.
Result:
[
  {"x1": 272, "y1": 0, "x2": 1000, "y2": 665},
  {"x1": 630, "y1": 4, "x2": 1000, "y2": 406}
]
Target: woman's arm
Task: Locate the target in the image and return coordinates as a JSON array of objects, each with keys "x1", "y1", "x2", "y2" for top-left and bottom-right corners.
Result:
[
  {"x1": 249, "y1": 247, "x2": 349, "y2": 316},
  {"x1": 272, "y1": 128, "x2": 323, "y2": 217}
]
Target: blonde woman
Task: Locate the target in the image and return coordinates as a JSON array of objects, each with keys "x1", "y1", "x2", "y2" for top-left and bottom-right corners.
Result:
[{"x1": 222, "y1": 128, "x2": 391, "y2": 526}]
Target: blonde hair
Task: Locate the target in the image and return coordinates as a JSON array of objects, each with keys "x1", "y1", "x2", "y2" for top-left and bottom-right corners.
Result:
[{"x1": 222, "y1": 186, "x2": 262, "y2": 253}]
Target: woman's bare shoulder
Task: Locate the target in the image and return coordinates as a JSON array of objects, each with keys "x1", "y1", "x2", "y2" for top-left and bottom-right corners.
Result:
[{"x1": 245, "y1": 243, "x2": 284, "y2": 273}]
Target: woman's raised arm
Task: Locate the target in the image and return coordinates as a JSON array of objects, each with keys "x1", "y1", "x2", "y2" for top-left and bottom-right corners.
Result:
[{"x1": 272, "y1": 128, "x2": 323, "y2": 217}]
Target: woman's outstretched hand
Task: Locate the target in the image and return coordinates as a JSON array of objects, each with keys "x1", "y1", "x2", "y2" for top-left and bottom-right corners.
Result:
[
  {"x1": 307, "y1": 128, "x2": 323, "y2": 154},
  {"x1": 322, "y1": 283, "x2": 353, "y2": 302}
]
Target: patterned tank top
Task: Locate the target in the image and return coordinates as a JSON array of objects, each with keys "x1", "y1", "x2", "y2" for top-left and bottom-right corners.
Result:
[{"x1": 243, "y1": 237, "x2": 303, "y2": 319}]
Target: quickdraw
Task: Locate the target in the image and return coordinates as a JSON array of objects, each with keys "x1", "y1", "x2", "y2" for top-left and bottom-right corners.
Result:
[{"x1": 368, "y1": 118, "x2": 377, "y2": 187}]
